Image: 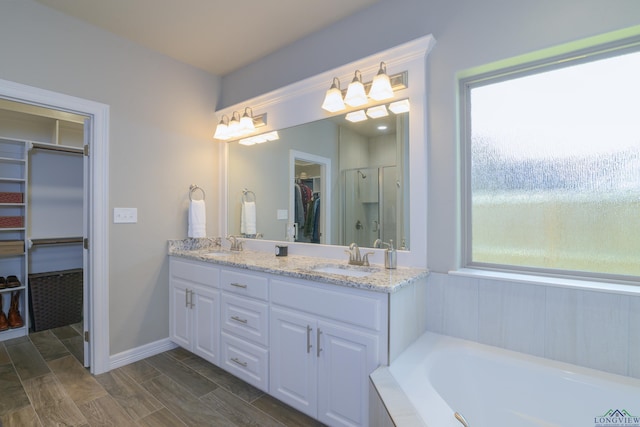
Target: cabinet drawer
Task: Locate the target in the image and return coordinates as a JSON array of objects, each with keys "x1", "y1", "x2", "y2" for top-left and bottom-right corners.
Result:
[
  {"x1": 221, "y1": 293, "x2": 268, "y2": 346},
  {"x1": 221, "y1": 332, "x2": 268, "y2": 392},
  {"x1": 170, "y1": 258, "x2": 219, "y2": 288},
  {"x1": 220, "y1": 269, "x2": 268, "y2": 301},
  {"x1": 271, "y1": 279, "x2": 385, "y2": 332}
]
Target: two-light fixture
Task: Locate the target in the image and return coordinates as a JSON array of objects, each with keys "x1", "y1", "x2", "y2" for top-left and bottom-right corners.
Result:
[
  {"x1": 321, "y1": 62, "x2": 401, "y2": 113},
  {"x1": 214, "y1": 107, "x2": 270, "y2": 141}
]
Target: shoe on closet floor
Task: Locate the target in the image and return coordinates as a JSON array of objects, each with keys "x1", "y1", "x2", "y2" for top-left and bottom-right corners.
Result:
[
  {"x1": 8, "y1": 291, "x2": 23, "y2": 329},
  {"x1": 0, "y1": 277, "x2": 6, "y2": 289},
  {"x1": 0, "y1": 293, "x2": 9, "y2": 331},
  {"x1": 6, "y1": 275, "x2": 21, "y2": 288}
]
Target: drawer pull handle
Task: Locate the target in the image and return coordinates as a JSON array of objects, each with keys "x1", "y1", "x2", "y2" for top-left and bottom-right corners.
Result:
[
  {"x1": 231, "y1": 315, "x2": 248, "y2": 324},
  {"x1": 230, "y1": 282, "x2": 247, "y2": 289},
  {"x1": 231, "y1": 357, "x2": 247, "y2": 367},
  {"x1": 317, "y1": 328, "x2": 323, "y2": 358},
  {"x1": 306, "y1": 325, "x2": 312, "y2": 354}
]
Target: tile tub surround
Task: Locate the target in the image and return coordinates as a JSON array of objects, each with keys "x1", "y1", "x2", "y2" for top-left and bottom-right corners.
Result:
[
  {"x1": 168, "y1": 239, "x2": 428, "y2": 293},
  {"x1": 426, "y1": 271, "x2": 640, "y2": 380}
]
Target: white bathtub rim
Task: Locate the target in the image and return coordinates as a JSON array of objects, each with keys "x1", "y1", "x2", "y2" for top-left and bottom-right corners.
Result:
[
  {"x1": 383, "y1": 331, "x2": 640, "y2": 427},
  {"x1": 370, "y1": 368, "x2": 428, "y2": 427}
]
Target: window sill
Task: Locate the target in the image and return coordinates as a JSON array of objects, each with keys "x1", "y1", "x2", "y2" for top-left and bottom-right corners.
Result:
[{"x1": 449, "y1": 268, "x2": 640, "y2": 296}]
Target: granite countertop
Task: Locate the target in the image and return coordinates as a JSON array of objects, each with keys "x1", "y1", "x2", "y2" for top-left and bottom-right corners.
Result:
[{"x1": 168, "y1": 238, "x2": 428, "y2": 294}]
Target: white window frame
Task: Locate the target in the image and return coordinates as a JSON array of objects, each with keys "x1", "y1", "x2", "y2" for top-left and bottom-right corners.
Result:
[{"x1": 459, "y1": 37, "x2": 640, "y2": 285}]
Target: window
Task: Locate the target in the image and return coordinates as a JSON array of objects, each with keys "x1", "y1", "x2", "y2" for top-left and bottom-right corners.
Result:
[{"x1": 462, "y1": 44, "x2": 640, "y2": 282}]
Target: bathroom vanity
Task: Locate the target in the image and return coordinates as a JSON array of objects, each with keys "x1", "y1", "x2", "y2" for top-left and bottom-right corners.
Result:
[{"x1": 168, "y1": 239, "x2": 428, "y2": 427}]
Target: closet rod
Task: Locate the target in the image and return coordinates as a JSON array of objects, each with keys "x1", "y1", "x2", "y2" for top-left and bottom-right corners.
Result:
[
  {"x1": 31, "y1": 142, "x2": 84, "y2": 155},
  {"x1": 30, "y1": 237, "x2": 83, "y2": 246}
]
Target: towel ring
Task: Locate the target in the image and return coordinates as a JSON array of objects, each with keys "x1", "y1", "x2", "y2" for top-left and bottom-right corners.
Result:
[
  {"x1": 189, "y1": 184, "x2": 205, "y2": 201},
  {"x1": 242, "y1": 188, "x2": 256, "y2": 203}
]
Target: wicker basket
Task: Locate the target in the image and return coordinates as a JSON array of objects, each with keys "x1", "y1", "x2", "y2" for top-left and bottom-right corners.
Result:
[{"x1": 28, "y1": 268, "x2": 83, "y2": 332}]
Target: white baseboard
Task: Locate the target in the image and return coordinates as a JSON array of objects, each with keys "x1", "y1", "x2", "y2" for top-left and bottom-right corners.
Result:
[{"x1": 109, "y1": 337, "x2": 178, "y2": 371}]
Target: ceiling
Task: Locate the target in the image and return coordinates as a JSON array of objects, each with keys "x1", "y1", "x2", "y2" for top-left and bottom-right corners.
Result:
[{"x1": 34, "y1": 0, "x2": 381, "y2": 76}]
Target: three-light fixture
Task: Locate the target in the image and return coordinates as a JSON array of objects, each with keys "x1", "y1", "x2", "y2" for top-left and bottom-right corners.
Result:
[
  {"x1": 322, "y1": 62, "x2": 401, "y2": 113},
  {"x1": 214, "y1": 107, "x2": 268, "y2": 141}
]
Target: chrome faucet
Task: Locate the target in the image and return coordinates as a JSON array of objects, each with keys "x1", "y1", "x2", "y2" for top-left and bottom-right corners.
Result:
[
  {"x1": 345, "y1": 242, "x2": 374, "y2": 266},
  {"x1": 226, "y1": 235, "x2": 243, "y2": 251}
]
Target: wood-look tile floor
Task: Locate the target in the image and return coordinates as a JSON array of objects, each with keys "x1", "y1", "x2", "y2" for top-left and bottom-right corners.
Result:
[{"x1": 0, "y1": 325, "x2": 325, "y2": 426}]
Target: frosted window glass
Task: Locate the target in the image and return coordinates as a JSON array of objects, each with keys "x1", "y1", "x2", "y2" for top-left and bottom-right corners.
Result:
[{"x1": 469, "y1": 50, "x2": 640, "y2": 278}]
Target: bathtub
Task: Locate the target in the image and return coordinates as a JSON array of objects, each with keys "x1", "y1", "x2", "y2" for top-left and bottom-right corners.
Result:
[{"x1": 370, "y1": 332, "x2": 640, "y2": 427}]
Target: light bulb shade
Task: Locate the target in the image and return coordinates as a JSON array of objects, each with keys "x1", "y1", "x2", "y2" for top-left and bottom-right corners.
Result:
[
  {"x1": 213, "y1": 115, "x2": 230, "y2": 140},
  {"x1": 344, "y1": 70, "x2": 367, "y2": 107},
  {"x1": 368, "y1": 62, "x2": 394, "y2": 101},
  {"x1": 228, "y1": 112, "x2": 242, "y2": 138},
  {"x1": 366, "y1": 105, "x2": 389, "y2": 119},
  {"x1": 239, "y1": 107, "x2": 255, "y2": 135},
  {"x1": 389, "y1": 99, "x2": 410, "y2": 114},
  {"x1": 321, "y1": 77, "x2": 345, "y2": 112},
  {"x1": 345, "y1": 110, "x2": 367, "y2": 123},
  {"x1": 369, "y1": 73, "x2": 393, "y2": 102}
]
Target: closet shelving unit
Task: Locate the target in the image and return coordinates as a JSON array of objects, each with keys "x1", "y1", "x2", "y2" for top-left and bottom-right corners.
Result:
[
  {"x1": 0, "y1": 137, "x2": 29, "y2": 340},
  {"x1": 0, "y1": 101, "x2": 85, "y2": 342}
]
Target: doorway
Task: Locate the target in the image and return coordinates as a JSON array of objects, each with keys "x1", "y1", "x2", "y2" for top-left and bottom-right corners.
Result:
[{"x1": 0, "y1": 77, "x2": 110, "y2": 374}]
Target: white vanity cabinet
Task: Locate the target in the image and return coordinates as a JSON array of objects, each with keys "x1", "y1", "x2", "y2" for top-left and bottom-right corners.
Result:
[
  {"x1": 169, "y1": 257, "x2": 220, "y2": 364},
  {"x1": 219, "y1": 268, "x2": 270, "y2": 392},
  {"x1": 270, "y1": 278, "x2": 387, "y2": 427}
]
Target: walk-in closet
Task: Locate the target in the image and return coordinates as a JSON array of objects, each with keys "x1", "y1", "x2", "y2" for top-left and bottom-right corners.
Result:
[{"x1": 0, "y1": 99, "x2": 85, "y2": 361}]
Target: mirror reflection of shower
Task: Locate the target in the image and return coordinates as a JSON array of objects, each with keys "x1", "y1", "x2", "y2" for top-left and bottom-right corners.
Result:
[{"x1": 343, "y1": 166, "x2": 399, "y2": 248}]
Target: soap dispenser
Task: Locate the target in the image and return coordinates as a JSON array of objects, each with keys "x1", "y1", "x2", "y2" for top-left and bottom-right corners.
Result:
[{"x1": 382, "y1": 240, "x2": 397, "y2": 269}]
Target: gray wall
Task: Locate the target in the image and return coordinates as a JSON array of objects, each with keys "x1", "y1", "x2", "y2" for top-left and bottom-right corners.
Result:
[
  {"x1": 220, "y1": 0, "x2": 640, "y2": 378},
  {"x1": 220, "y1": 0, "x2": 640, "y2": 273},
  {"x1": 0, "y1": 0, "x2": 221, "y2": 355}
]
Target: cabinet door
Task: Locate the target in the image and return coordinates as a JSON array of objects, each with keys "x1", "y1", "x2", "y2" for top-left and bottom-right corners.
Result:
[
  {"x1": 191, "y1": 284, "x2": 220, "y2": 363},
  {"x1": 270, "y1": 306, "x2": 317, "y2": 417},
  {"x1": 169, "y1": 278, "x2": 191, "y2": 349},
  {"x1": 317, "y1": 322, "x2": 379, "y2": 427}
]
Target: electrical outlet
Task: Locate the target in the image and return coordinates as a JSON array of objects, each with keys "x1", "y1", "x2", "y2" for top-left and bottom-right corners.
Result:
[{"x1": 114, "y1": 207, "x2": 137, "y2": 223}]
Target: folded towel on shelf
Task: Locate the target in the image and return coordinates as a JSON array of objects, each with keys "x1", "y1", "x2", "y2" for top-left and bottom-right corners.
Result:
[
  {"x1": 188, "y1": 199, "x2": 206, "y2": 238},
  {"x1": 241, "y1": 201, "x2": 256, "y2": 235}
]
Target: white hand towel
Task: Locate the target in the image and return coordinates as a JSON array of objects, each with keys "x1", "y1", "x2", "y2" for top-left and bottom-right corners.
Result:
[
  {"x1": 241, "y1": 201, "x2": 256, "y2": 235},
  {"x1": 188, "y1": 199, "x2": 206, "y2": 238}
]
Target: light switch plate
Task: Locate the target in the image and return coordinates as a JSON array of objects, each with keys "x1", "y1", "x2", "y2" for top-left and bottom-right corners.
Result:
[
  {"x1": 277, "y1": 209, "x2": 288, "y2": 220},
  {"x1": 114, "y1": 207, "x2": 137, "y2": 223}
]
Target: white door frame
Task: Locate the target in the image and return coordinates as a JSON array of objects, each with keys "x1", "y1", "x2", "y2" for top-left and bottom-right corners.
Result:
[{"x1": 0, "y1": 78, "x2": 110, "y2": 375}]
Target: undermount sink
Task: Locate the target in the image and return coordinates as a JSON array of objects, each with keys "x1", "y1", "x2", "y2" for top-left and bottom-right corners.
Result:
[{"x1": 310, "y1": 264, "x2": 376, "y2": 278}]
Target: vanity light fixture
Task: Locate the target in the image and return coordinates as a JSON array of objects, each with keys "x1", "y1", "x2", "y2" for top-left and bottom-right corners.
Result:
[
  {"x1": 321, "y1": 77, "x2": 346, "y2": 112},
  {"x1": 366, "y1": 104, "x2": 389, "y2": 119},
  {"x1": 214, "y1": 110, "x2": 268, "y2": 141},
  {"x1": 344, "y1": 70, "x2": 368, "y2": 107},
  {"x1": 345, "y1": 110, "x2": 367, "y2": 123},
  {"x1": 368, "y1": 62, "x2": 394, "y2": 101},
  {"x1": 213, "y1": 115, "x2": 230, "y2": 140},
  {"x1": 320, "y1": 67, "x2": 407, "y2": 113},
  {"x1": 389, "y1": 99, "x2": 410, "y2": 114}
]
